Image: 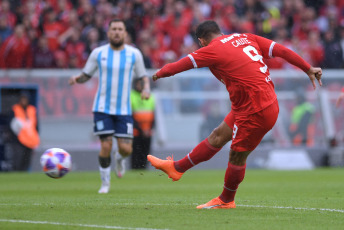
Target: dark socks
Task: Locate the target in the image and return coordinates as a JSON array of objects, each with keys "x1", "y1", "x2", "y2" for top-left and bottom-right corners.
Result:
[{"x1": 99, "y1": 156, "x2": 111, "y2": 168}]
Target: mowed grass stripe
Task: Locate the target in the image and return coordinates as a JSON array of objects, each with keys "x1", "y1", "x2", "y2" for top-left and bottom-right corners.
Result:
[
  {"x1": 0, "y1": 168, "x2": 343, "y2": 230},
  {"x1": 2, "y1": 202, "x2": 343, "y2": 213}
]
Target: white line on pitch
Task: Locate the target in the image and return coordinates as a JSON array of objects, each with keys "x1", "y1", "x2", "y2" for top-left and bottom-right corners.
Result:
[
  {"x1": 236, "y1": 204, "x2": 344, "y2": 213},
  {"x1": 0, "y1": 219, "x2": 169, "y2": 230}
]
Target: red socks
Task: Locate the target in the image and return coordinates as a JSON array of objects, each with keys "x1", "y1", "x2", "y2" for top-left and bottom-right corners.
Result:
[
  {"x1": 219, "y1": 162, "x2": 246, "y2": 203},
  {"x1": 174, "y1": 138, "x2": 222, "y2": 173}
]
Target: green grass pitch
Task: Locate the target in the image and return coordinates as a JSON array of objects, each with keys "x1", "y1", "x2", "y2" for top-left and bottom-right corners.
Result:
[{"x1": 0, "y1": 168, "x2": 343, "y2": 230}]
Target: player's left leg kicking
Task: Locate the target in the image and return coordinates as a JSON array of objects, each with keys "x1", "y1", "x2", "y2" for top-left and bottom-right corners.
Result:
[
  {"x1": 148, "y1": 100, "x2": 279, "y2": 208},
  {"x1": 147, "y1": 119, "x2": 232, "y2": 181}
]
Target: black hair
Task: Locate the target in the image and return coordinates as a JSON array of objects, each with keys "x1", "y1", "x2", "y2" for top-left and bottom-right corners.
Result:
[
  {"x1": 195, "y1": 20, "x2": 221, "y2": 40},
  {"x1": 108, "y1": 19, "x2": 127, "y2": 30}
]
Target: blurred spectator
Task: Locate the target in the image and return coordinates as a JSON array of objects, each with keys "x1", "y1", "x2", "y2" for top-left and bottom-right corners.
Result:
[
  {"x1": 63, "y1": 9, "x2": 83, "y2": 31},
  {"x1": 32, "y1": 36, "x2": 56, "y2": 68},
  {"x1": 140, "y1": 43, "x2": 153, "y2": 69},
  {"x1": 43, "y1": 8, "x2": 66, "y2": 51},
  {"x1": 0, "y1": 0, "x2": 344, "y2": 69},
  {"x1": 60, "y1": 27, "x2": 86, "y2": 68},
  {"x1": 81, "y1": 13, "x2": 107, "y2": 44},
  {"x1": 0, "y1": 24, "x2": 32, "y2": 68},
  {"x1": 293, "y1": 7, "x2": 319, "y2": 41},
  {"x1": 305, "y1": 30, "x2": 324, "y2": 67},
  {"x1": 0, "y1": 0, "x2": 17, "y2": 29},
  {"x1": 54, "y1": 50, "x2": 68, "y2": 68},
  {"x1": 20, "y1": 1, "x2": 42, "y2": 30},
  {"x1": 55, "y1": 0, "x2": 74, "y2": 25},
  {"x1": 26, "y1": 26, "x2": 39, "y2": 46},
  {"x1": 340, "y1": 27, "x2": 344, "y2": 66},
  {"x1": 93, "y1": 13, "x2": 107, "y2": 41},
  {"x1": 0, "y1": 15, "x2": 12, "y2": 44},
  {"x1": 84, "y1": 27, "x2": 105, "y2": 56},
  {"x1": 322, "y1": 30, "x2": 343, "y2": 68},
  {"x1": 317, "y1": 0, "x2": 339, "y2": 32}
]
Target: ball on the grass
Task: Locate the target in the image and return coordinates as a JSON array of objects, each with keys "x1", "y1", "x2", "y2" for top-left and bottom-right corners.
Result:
[{"x1": 40, "y1": 148, "x2": 72, "y2": 179}]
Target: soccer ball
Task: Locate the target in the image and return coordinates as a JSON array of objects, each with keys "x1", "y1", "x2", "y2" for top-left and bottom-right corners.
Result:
[{"x1": 40, "y1": 148, "x2": 72, "y2": 179}]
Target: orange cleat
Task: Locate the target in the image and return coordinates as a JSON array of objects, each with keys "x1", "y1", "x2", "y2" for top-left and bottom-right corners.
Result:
[
  {"x1": 147, "y1": 155, "x2": 183, "y2": 181},
  {"x1": 196, "y1": 197, "x2": 236, "y2": 209}
]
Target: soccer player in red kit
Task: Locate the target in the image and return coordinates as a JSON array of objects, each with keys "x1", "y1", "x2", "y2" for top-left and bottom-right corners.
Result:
[{"x1": 147, "y1": 21, "x2": 323, "y2": 209}]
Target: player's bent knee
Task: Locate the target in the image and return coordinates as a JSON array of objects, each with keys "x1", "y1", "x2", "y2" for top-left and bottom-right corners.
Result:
[
  {"x1": 117, "y1": 138, "x2": 133, "y2": 157},
  {"x1": 208, "y1": 127, "x2": 229, "y2": 148},
  {"x1": 118, "y1": 145, "x2": 132, "y2": 156},
  {"x1": 229, "y1": 150, "x2": 251, "y2": 166}
]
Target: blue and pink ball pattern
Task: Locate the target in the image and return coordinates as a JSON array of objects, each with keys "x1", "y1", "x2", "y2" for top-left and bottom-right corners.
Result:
[{"x1": 40, "y1": 148, "x2": 72, "y2": 179}]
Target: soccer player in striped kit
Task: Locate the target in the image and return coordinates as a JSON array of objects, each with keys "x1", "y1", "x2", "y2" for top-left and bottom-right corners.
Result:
[
  {"x1": 148, "y1": 21, "x2": 322, "y2": 209},
  {"x1": 69, "y1": 19, "x2": 150, "y2": 194}
]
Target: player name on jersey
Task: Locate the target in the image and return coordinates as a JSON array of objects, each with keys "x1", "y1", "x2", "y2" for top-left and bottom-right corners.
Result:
[{"x1": 220, "y1": 34, "x2": 251, "y2": 47}]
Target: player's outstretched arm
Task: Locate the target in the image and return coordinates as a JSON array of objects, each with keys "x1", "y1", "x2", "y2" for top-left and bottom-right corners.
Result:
[
  {"x1": 68, "y1": 73, "x2": 91, "y2": 85},
  {"x1": 336, "y1": 88, "x2": 344, "y2": 108},
  {"x1": 272, "y1": 43, "x2": 322, "y2": 89},
  {"x1": 152, "y1": 56, "x2": 194, "y2": 81}
]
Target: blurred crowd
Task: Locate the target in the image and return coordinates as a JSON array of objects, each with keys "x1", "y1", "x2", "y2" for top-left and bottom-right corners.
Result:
[{"x1": 0, "y1": 0, "x2": 344, "y2": 69}]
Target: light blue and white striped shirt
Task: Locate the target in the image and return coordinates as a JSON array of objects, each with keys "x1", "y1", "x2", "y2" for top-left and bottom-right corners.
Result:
[{"x1": 83, "y1": 44, "x2": 147, "y2": 115}]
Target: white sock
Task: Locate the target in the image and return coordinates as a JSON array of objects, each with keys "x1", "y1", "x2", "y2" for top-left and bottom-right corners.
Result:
[
  {"x1": 115, "y1": 151, "x2": 127, "y2": 160},
  {"x1": 99, "y1": 166, "x2": 111, "y2": 185}
]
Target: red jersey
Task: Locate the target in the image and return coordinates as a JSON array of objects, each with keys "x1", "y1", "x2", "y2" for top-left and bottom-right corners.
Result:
[
  {"x1": 0, "y1": 35, "x2": 32, "y2": 68},
  {"x1": 188, "y1": 33, "x2": 276, "y2": 115},
  {"x1": 156, "y1": 33, "x2": 311, "y2": 115}
]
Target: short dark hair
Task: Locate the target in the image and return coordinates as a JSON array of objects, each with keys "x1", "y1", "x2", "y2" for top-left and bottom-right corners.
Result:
[
  {"x1": 195, "y1": 20, "x2": 221, "y2": 40},
  {"x1": 108, "y1": 19, "x2": 126, "y2": 30}
]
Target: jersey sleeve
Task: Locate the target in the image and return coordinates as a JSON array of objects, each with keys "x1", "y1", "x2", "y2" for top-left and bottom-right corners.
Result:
[
  {"x1": 82, "y1": 48, "x2": 99, "y2": 76},
  {"x1": 247, "y1": 33, "x2": 275, "y2": 59},
  {"x1": 187, "y1": 46, "x2": 218, "y2": 68},
  {"x1": 272, "y1": 43, "x2": 311, "y2": 72},
  {"x1": 156, "y1": 56, "x2": 194, "y2": 78},
  {"x1": 133, "y1": 49, "x2": 148, "y2": 78},
  {"x1": 249, "y1": 33, "x2": 311, "y2": 72}
]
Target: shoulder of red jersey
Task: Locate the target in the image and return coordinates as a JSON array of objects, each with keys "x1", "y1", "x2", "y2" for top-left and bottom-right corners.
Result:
[
  {"x1": 187, "y1": 45, "x2": 217, "y2": 68},
  {"x1": 244, "y1": 33, "x2": 276, "y2": 59}
]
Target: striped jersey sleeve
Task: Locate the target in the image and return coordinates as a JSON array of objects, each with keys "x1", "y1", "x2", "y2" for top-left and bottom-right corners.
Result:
[
  {"x1": 83, "y1": 47, "x2": 101, "y2": 76},
  {"x1": 132, "y1": 48, "x2": 147, "y2": 78}
]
